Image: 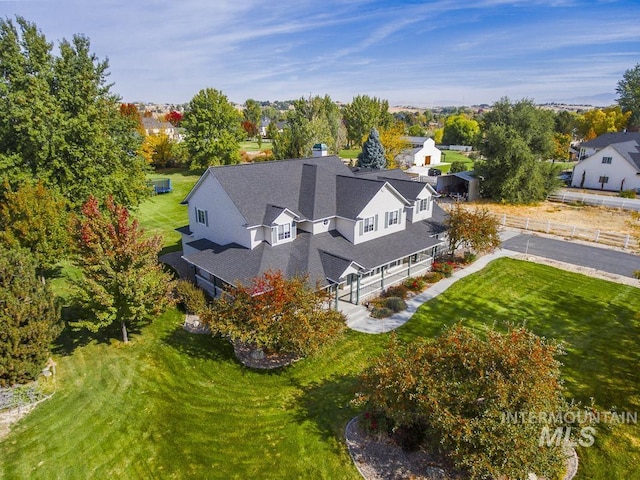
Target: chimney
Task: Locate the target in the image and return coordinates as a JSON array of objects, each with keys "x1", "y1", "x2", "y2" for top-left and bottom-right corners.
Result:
[{"x1": 312, "y1": 143, "x2": 328, "y2": 157}]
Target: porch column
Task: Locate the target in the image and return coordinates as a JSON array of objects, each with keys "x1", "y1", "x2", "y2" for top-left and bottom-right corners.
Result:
[
  {"x1": 334, "y1": 284, "x2": 339, "y2": 310},
  {"x1": 349, "y1": 275, "x2": 354, "y2": 303},
  {"x1": 407, "y1": 255, "x2": 412, "y2": 277},
  {"x1": 355, "y1": 274, "x2": 361, "y2": 305},
  {"x1": 381, "y1": 266, "x2": 385, "y2": 290}
]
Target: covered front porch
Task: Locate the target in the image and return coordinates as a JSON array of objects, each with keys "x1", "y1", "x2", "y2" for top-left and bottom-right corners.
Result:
[{"x1": 337, "y1": 248, "x2": 436, "y2": 305}]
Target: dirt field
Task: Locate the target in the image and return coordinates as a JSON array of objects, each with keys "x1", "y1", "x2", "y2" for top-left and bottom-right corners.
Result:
[{"x1": 468, "y1": 200, "x2": 637, "y2": 235}]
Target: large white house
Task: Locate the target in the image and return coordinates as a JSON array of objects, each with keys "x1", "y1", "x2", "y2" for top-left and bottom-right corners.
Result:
[
  {"x1": 572, "y1": 132, "x2": 640, "y2": 191},
  {"x1": 178, "y1": 155, "x2": 447, "y2": 305}
]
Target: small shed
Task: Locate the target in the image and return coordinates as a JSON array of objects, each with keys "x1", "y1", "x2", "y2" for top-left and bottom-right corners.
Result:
[
  {"x1": 436, "y1": 171, "x2": 479, "y2": 201},
  {"x1": 149, "y1": 178, "x2": 172, "y2": 194}
]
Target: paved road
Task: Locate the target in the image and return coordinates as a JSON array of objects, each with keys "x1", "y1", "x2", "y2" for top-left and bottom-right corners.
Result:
[
  {"x1": 549, "y1": 191, "x2": 640, "y2": 211},
  {"x1": 502, "y1": 233, "x2": 640, "y2": 278}
]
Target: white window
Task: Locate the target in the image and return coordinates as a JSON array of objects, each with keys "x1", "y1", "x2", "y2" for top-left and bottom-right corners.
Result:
[
  {"x1": 598, "y1": 176, "x2": 609, "y2": 184},
  {"x1": 277, "y1": 223, "x2": 291, "y2": 241},
  {"x1": 386, "y1": 209, "x2": 400, "y2": 227},
  {"x1": 196, "y1": 208, "x2": 208, "y2": 226},
  {"x1": 602, "y1": 156, "x2": 612, "y2": 164},
  {"x1": 363, "y1": 216, "x2": 375, "y2": 233},
  {"x1": 418, "y1": 198, "x2": 429, "y2": 212}
]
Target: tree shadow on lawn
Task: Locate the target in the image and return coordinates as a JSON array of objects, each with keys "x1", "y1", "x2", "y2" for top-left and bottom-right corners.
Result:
[
  {"x1": 52, "y1": 305, "x2": 153, "y2": 356},
  {"x1": 291, "y1": 374, "x2": 361, "y2": 452},
  {"x1": 161, "y1": 325, "x2": 236, "y2": 363}
]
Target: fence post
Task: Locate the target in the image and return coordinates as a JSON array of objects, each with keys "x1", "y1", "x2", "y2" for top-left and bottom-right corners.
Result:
[
  {"x1": 595, "y1": 230, "x2": 600, "y2": 242},
  {"x1": 625, "y1": 235, "x2": 630, "y2": 249},
  {"x1": 502, "y1": 214, "x2": 506, "y2": 225},
  {"x1": 525, "y1": 218, "x2": 529, "y2": 230},
  {"x1": 571, "y1": 226, "x2": 576, "y2": 237},
  {"x1": 546, "y1": 220, "x2": 550, "y2": 233}
]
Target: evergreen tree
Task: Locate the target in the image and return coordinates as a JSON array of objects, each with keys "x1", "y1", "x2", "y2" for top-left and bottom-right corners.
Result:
[
  {"x1": 0, "y1": 246, "x2": 62, "y2": 387},
  {"x1": 72, "y1": 196, "x2": 174, "y2": 343},
  {"x1": 0, "y1": 17, "x2": 149, "y2": 208},
  {"x1": 616, "y1": 63, "x2": 640, "y2": 131},
  {"x1": 357, "y1": 128, "x2": 386, "y2": 169}
]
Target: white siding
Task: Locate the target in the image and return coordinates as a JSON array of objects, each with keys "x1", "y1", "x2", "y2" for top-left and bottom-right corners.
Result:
[
  {"x1": 413, "y1": 138, "x2": 442, "y2": 167},
  {"x1": 411, "y1": 189, "x2": 433, "y2": 223},
  {"x1": 185, "y1": 174, "x2": 252, "y2": 248},
  {"x1": 354, "y1": 185, "x2": 406, "y2": 245},
  {"x1": 249, "y1": 227, "x2": 264, "y2": 248},
  {"x1": 571, "y1": 145, "x2": 640, "y2": 191},
  {"x1": 311, "y1": 217, "x2": 336, "y2": 234},
  {"x1": 336, "y1": 217, "x2": 356, "y2": 243}
]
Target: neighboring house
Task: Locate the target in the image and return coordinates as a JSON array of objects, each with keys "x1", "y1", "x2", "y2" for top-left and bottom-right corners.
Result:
[
  {"x1": 259, "y1": 118, "x2": 286, "y2": 137},
  {"x1": 572, "y1": 132, "x2": 640, "y2": 191},
  {"x1": 178, "y1": 155, "x2": 447, "y2": 305},
  {"x1": 397, "y1": 137, "x2": 442, "y2": 168},
  {"x1": 142, "y1": 117, "x2": 179, "y2": 141}
]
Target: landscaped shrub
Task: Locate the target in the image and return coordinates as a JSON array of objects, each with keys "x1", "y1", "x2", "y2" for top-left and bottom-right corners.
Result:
[
  {"x1": 422, "y1": 272, "x2": 443, "y2": 283},
  {"x1": 431, "y1": 261, "x2": 454, "y2": 277},
  {"x1": 404, "y1": 277, "x2": 426, "y2": 292},
  {"x1": 620, "y1": 189, "x2": 636, "y2": 198},
  {"x1": 385, "y1": 296, "x2": 407, "y2": 313},
  {"x1": 175, "y1": 279, "x2": 207, "y2": 314},
  {"x1": 370, "y1": 307, "x2": 393, "y2": 319},
  {"x1": 463, "y1": 251, "x2": 477, "y2": 264},
  {"x1": 383, "y1": 284, "x2": 409, "y2": 299},
  {"x1": 633, "y1": 270, "x2": 640, "y2": 280}
]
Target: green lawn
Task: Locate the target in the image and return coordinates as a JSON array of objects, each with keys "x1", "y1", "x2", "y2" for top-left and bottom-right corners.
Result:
[
  {"x1": 240, "y1": 140, "x2": 272, "y2": 152},
  {"x1": 338, "y1": 148, "x2": 360, "y2": 159},
  {"x1": 2, "y1": 260, "x2": 638, "y2": 479},
  {"x1": 136, "y1": 169, "x2": 202, "y2": 253},
  {"x1": 437, "y1": 150, "x2": 474, "y2": 173}
]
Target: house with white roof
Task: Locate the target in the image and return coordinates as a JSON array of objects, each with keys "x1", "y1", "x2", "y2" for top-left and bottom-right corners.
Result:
[
  {"x1": 572, "y1": 132, "x2": 640, "y2": 191},
  {"x1": 178, "y1": 155, "x2": 447, "y2": 305}
]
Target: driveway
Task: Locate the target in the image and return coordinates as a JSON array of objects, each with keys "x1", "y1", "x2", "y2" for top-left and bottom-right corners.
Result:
[{"x1": 501, "y1": 233, "x2": 640, "y2": 278}]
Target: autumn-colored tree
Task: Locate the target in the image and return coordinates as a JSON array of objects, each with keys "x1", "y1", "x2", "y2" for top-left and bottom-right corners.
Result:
[
  {"x1": 242, "y1": 120, "x2": 258, "y2": 138},
  {"x1": 120, "y1": 103, "x2": 145, "y2": 135},
  {"x1": 355, "y1": 325, "x2": 580, "y2": 479},
  {"x1": 576, "y1": 106, "x2": 631, "y2": 139},
  {"x1": 201, "y1": 271, "x2": 346, "y2": 356},
  {"x1": 552, "y1": 132, "x2": 572, "y2": 161},
  {"x1": 141, "y1": 133, "x2": 177, "y2": 167},
  {"x1": 72, "y1": 196, "x2": 174, "y2": 342},
  {"x1": 0, "y1": 246, "x2": 62, "y2": 386},
  {"x1": 0, "y1": 180, "x2": 70, "y2": 274},
  {"x1": 378, "y1": 123, "x2": 410, "y2": 169},
  {"x1": 445, "y1": 203, "x2": 501, "y2": 255},
  {"x1": 164, "y1": 110, "x2": 183, "y2": 126}
]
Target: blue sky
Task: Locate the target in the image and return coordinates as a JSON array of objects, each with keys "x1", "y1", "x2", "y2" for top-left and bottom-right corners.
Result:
[{"x1": 1, "y1": 0, "x2": 639, "y2": 106}]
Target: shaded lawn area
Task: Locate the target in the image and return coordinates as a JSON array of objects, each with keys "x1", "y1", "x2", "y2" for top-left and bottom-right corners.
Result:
[
  {"x1": 400, "y1": 258, "x2": 640, "y2": 480},
  {"x1": 1, "y1": 259, "x2": 638, "y2": 479},
  {"x1": 135, "y1": 169, "x2": 202, "y2": 253}
]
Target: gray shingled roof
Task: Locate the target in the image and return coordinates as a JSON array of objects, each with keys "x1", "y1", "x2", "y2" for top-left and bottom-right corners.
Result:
[
  {"x1": 335, "y1": 175, "x2": 388, "y2": 219},
  {"x1": 581, "y1": 132, "x2": 640, "y2": 150},
  {"x1": 184, "y1": 216, "x2": 445, "y2": 288}
]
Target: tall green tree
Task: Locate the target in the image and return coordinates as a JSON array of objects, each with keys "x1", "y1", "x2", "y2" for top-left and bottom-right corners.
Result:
[
  {"x1": 274, "y1": 95, "x2": 345, "y2": 159},
  {"x1": 182, "y1": 88, "x2": 244, "y2": 169},
  {"x1": 0, "y1": 180, "x2": 70, "y2": 274},
  {"x1": 244, "y1": 98, "x2": 263, "y2": 146},
  {"x1": 0, "y1": 246, "x2": 62, "y2": 387},
  {"x1": 441, "y1": 114, "x2": 480, "y2": 146},
  {"x1": 357, "y1": 128, "x2": 386, "y2": 170},
  {"x1": 0, "y1": 17, "x2": 149, "y2": 208},
  {"x1": 616, "y1": 63, "x2": 640, "y2": 131},
  {"x1": 476, "y1": 98, "x2": 559, "y2": 203},
  {"x1": 343, "y1": 95, "x2": 393, "y2": 147},
  {"x1": 72, "y1": 196, "x2": 173, "y2": 343}
]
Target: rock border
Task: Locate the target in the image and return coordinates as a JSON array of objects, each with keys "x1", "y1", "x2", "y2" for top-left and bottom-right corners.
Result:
[{"x1": 345, "y1": 415, "x2": 578, "y2": 480}]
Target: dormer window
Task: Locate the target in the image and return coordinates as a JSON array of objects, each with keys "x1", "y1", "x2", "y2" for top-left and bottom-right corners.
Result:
[
  {"x1": 386, "y1": 209, "x2": 400, "y2": 227},
  {"x1": 271, "y1": 222, "x2": 297, "y2": 245}
]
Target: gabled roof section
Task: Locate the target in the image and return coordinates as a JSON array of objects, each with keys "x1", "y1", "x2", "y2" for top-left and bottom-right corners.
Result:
[
  {"x1": 319, "y1": 251, "x2": 364, "y2": 284},
  {"x1": 262, "y1": 205, "x2": 299, "y2": 226},
  {"x1": 581, "y1": 132, "x2": 640, "y2": 150},
  {"x1": 335, "y1": 176, "x2": 386, "y2": 219},
  {"x1": 609, "y1": 140, "x2": 640, "y2": 170},
  {"x1": 182, "y1": 155, "x2": 353, "y2": 226},
  {"x1": 352, "y1": 169, "x2": 436, "y2": 201}
]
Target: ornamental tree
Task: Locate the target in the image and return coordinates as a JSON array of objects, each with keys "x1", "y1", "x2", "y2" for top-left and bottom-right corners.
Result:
[
  {"x1": 164, "y1": 110, "x2": 183, "y2": 126},
  {"x1": 357, "y1": 128, "x2": 387, "y2": 170},
  {"x1": 201, "y1": 271, "x2": 346, "y2": 356},
  {"x1": 72, "y1": 196, "x2": 174, "y2": 343},
  {"x1": 355, "y1": 325, "x2": 578, "y2": 480},
  {"x1": 0, "y1": 180, "x2": 70, "y2": 274},
  {"x1": 0, "y1": 246, "x2": 62, "y2": 386},
  {"x1": 445, "y1": 203, "x2": 501, "y2": 255}
]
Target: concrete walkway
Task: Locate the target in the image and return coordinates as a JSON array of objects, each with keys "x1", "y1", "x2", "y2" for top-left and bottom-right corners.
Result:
[{"x1": 344, "y1": 230, "x2": 521, "y2": 334}]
